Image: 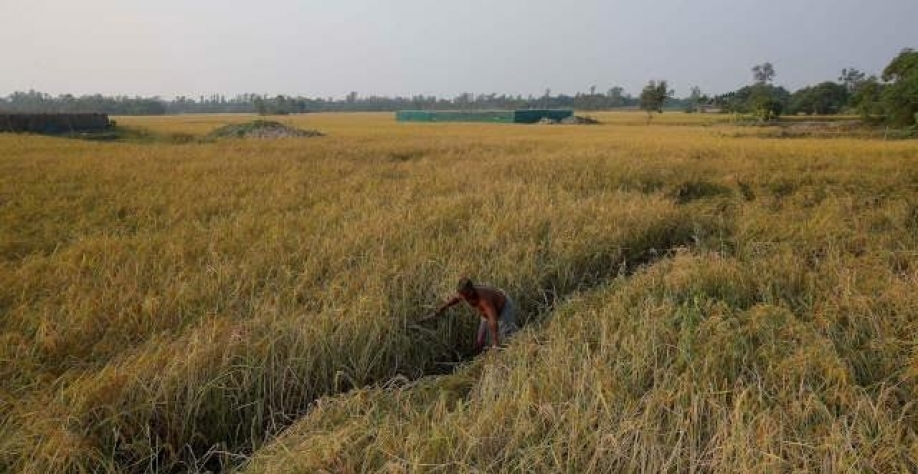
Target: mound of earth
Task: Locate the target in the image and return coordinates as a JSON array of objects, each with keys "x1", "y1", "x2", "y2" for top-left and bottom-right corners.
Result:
[{"x1": 207, "y1": 120, "x2": 324, "y2": 139}]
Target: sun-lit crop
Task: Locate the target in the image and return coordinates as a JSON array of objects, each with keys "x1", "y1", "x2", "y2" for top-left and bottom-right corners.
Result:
[{"x1": 1, "y1": 112, "x2": 916, "y2": 473}]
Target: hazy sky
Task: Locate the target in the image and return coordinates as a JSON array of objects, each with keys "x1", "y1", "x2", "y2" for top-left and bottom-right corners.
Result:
[{"x1": 2, "y1": 0, "x2": 916, "y2": 99}]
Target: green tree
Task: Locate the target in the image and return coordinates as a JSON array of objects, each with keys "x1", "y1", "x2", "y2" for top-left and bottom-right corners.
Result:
[
  {"x1": 743, "y1": 63, "x2": 785, "y2": 121},
  {"x1": 749, "y1": 85, "x2": 783, "y2": 121},
  {"x1": 788, "y1": 82, "x2": 849, "y2": 115},
  {"x1": 685, "y1": 85, "x2": 704, "y2": 113},
  {"x1": 880, "y1": 48, "x2": 918, "y2": 126},
  {"x1": 838, "y1": 67, "x2": 867, "y2": 94},
  {"x1": 253, "y1": 96, "x2": 267, "y2": 115},
  {"x1": 850, "y1": 76, "x2": 885, "y2": 123},
  {"x1": 640, "y1": 80, "x2": 672, "y2": 122},
  {"x1": 607, "y1": 86, "x2": 625, "y2": 107},
  {"x1": 752, "y1": 62, "x2": 776, "y2": 84}
]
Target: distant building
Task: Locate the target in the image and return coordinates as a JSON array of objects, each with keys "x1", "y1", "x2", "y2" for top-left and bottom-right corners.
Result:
[
  {"x1": 396, "y1": 109, "x2": 573, "y2": 124},
  {"x1": 0, "y1": 113, "x2": 112, "y2": 133}
]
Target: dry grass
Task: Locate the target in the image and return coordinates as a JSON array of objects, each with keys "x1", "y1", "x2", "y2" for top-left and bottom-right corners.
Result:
[{"x1": 1, "y1": 112, "x2": 917, "y2": 473}]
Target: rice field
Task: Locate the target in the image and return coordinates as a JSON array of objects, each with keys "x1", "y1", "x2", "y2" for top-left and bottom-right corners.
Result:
[{"x1": 1, "y1": 112, "x2": 917, "y2": 472}]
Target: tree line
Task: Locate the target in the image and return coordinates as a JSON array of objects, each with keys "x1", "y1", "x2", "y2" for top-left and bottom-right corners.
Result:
[
  {"x1": 0, "y1": 90, "x2": 649, "y2": 116},
  {"x1": 0, "y1": 92, "x2": 168, "y2": 115},
  {"x1": 2, "y1": 48, "x2": 915, "y2": 126},
  {"x1": 639, "y1": 48, "x2": 917, "y2": 126}
]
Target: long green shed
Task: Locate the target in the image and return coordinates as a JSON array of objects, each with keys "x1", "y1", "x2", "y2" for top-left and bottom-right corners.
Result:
[{"x1": 396, "y1": 109, "x2": 573, "y2": 124}]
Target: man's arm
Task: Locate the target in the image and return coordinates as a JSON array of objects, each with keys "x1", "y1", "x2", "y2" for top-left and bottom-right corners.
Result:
[{"x1": 431, "y1": 294, "x2": 461, "y2": 318}]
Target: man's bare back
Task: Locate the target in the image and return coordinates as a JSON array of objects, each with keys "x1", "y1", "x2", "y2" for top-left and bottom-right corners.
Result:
[{"x1": 429, "y1": 278, "x2": 518, "y2": 351}]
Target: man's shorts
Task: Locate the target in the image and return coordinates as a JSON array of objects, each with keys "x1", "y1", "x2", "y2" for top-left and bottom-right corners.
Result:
[{"x1": 480, "y1": 296, "x2": 520, "y2": 346}]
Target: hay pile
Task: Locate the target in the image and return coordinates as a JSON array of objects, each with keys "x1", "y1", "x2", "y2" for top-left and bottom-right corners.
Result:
[
  {"x1": 207, "y1": 120, "x2": 323, "y2": 139},
  {"x1": 560, "y1": 115, "x2": 601, "y2": 124},
  {"x1": 538, "y1": 115, "x2": 601, "y2": 125}
]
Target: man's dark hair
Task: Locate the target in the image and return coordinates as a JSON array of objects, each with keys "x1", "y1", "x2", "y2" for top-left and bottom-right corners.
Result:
[{"x1": 457, "y1": 277, "x2": 476, "y2": 294}]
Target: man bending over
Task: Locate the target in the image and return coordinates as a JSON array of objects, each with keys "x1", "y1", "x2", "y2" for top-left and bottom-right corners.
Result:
[{"x1": 429, "y1": 277, "x2": 519, "y2": 352}]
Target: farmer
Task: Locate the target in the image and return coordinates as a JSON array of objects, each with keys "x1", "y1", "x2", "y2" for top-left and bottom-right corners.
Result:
[{"x1": 428, "y1": 277, "x2": 519, "y2": 352}]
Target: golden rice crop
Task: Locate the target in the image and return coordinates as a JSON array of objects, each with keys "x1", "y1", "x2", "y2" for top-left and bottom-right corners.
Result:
[{"x1": 1, "y1": 112, "x2": 916, "y2": 473}]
